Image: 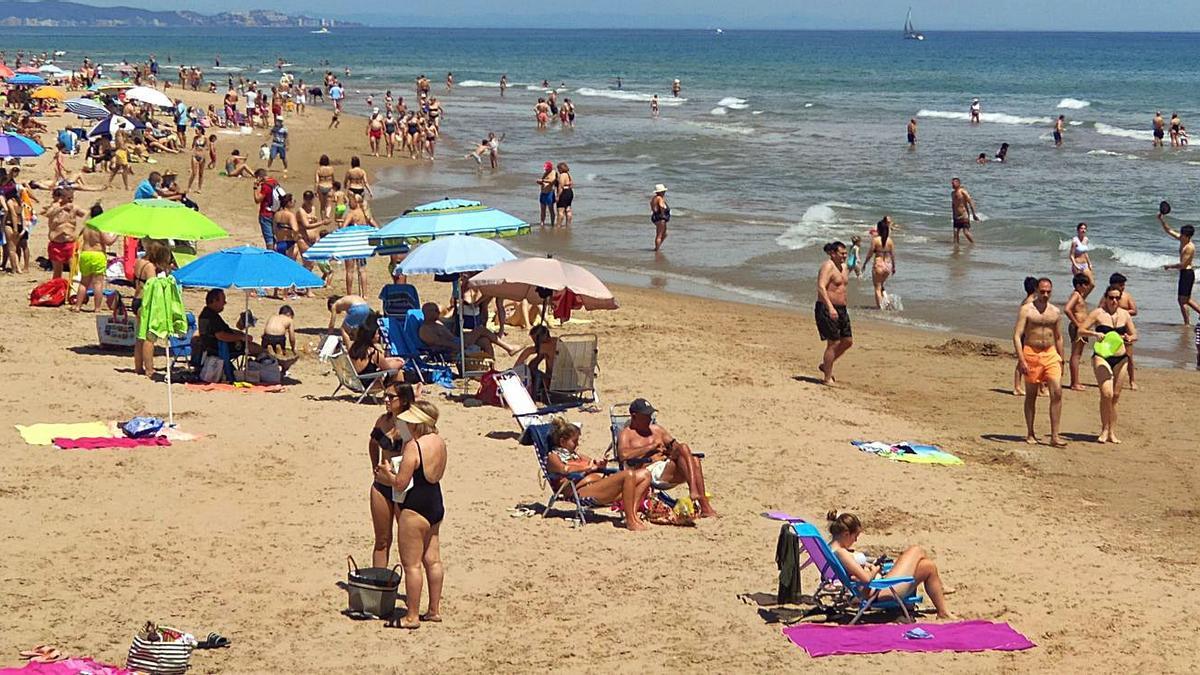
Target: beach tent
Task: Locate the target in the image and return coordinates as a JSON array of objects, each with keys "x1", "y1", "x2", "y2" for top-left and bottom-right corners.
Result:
[{"x1": 370, "y1": 199, "x2": 529, "y2": 254}]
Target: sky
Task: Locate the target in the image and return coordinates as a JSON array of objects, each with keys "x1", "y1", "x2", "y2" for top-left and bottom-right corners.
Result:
[{"x1": 75, "y1": 0, "x2": 1200, "y2": 31}]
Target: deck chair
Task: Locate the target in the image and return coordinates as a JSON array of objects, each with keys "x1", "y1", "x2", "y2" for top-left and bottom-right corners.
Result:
[
  {"x1": 379, "y1": 283, "x2": 420, "y2": 318},
  {"x1": 525, "y1": 421, "x2": 617, "y2": 526},
  {"x1": 496, "y1": 369, "x2": 583, "y2": 439},
  {"x1": 607, "y1": 402, "x2": 705, "y2": 506},
  {"x1": 168, "y1": 311, "x2": 197, "y2": 375},
  {"x1": 791, "y1": 522, "x2": 921, "y2": 624},
  {"x1": 329, "y1": 351, "x2": 394, "y2": 403},
  {"x1": 540, "y1": 334, "x2": 599, "y2": 404},
  {"x1": 379, "y1": 311, "x2": 452, "y2": 384}
]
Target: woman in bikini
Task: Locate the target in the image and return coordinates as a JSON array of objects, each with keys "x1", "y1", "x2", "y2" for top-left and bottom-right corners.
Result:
[
  {"x1": 340, "y1": 193, "x2": 377, "y2": 296},
  {"x1": 347, "y1": 315, "x2": 406, "y2": 377},
  {"x1": 186, "y1": 129, "x2": 207, "y2": 193},
  {"x1": 1078, "y1": 285, "x2": 1137, "y2": 444},
  {"x1": 343, "y1": 156, "x2": 372, "y2": 203},
  {"x1": 544, "y1": 417, "x2": 649, "y2": 531},
  {"x1": 826, "y1": 510, "x2": 952, "y2": 619},
  {"x1": 373, "y1": 400, "x2": 446, "y2": 629},
  {"x1": 367, "y1": 383, "x2": 417, "y2": 567},
  {"x1": 314, "y1": 154, "x2": 335, "y2": 219},
  {"x1": 867, "y1": 216, "x2": 896, "y2": 309},
  {"x1": 554, "y1": 162, "x2": 574, "y2": 227},
  {"x1": 1068, "y1": 221, "x2": 1093, "y2": 284}
]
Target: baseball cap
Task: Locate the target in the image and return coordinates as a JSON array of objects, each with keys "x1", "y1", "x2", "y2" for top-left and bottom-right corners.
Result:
[{"x1": 629, "y1": 398, "x2": 657, "y2": 416}]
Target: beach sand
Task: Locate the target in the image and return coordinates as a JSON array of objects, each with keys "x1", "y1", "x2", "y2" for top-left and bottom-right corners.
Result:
[{"x1": 0, "y1": 87, "x2": 1198, "y2": 673}]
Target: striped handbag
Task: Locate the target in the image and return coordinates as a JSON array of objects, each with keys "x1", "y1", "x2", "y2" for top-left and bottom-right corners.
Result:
[{"x1": 126, "y1": 623, "x2": 193, "y2": 675}]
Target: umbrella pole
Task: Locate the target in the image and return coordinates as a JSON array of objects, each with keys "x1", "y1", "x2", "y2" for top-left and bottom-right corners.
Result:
[
  {"x1": 455, "y1": 277, "x2": 467, "y2": 386},
  {"x1": 242, "y1": 291, "x2": 251, "y2": 380},
  {"x1": 165, "y1": 335, "x2": 174, "y2": 427}
]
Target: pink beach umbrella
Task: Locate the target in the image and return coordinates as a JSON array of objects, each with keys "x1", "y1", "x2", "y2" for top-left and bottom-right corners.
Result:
[{"x1": 471, "y1": 255, "x2": 618, "y2": 320}]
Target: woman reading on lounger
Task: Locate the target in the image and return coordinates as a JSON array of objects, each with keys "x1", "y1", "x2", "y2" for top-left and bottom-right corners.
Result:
[
  {"x1": 545, "y1": 417, "x2": 649, "y2": 531},
  {"x1": 826, "y1": 510, "x2": 952, "y2": 619}
]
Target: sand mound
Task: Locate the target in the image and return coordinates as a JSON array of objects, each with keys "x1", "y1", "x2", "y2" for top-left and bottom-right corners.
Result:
[{"x1": 927, "y1": 338, "x2": 1008, "y2": 358}]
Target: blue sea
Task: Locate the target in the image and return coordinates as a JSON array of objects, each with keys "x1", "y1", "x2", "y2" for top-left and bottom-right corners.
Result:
[{"x1": 5, "y1": 27, "x2": 1200, "y2": 367}]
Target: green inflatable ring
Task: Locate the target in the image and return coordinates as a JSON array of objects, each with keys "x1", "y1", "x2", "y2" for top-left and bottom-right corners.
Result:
[{"x1": 1093, "y1": 330, "x2": 1124, "y2": 358}]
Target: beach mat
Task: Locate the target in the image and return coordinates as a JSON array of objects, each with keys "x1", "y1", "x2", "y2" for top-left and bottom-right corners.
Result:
[
  {"x1": 0, "y1": 656, "x2": 137, "y2": 674},
  {"x1": 16, "y1": 422, "x2": 113, "y2": 446},
  {"x1": 185, "y1": 382, "x2": 285, "y2": 393},
  {"x1": 54, "y1": 436, "x2": 172, "y2": 449},
  {"x1": 783, "y1": 620, "x2": 1035, "y2": 657},
  {"x1": 851, "y1": 440, "x2": 963, "y2": 466}
]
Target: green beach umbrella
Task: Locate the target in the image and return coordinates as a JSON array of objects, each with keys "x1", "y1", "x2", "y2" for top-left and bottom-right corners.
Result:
[{"x1": 87, "y1": 199, "x2": 228, "y2": 241}]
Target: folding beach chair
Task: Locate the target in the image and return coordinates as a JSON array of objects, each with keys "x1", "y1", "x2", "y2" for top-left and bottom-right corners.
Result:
[
  {"x1": 379, "y1": 283, "x2": 420, "y2": 318},
  {"x1": 329, "y1": 351, "x2": 394, "y2": 404},
  {"x1": 378, "y1": 311, "x2": 453, "y2": 384},
  {"x1": 791, "y1": 522, "x2": 922, "y2": 624},
  {"x1": 168, "y1": 311, "x2": 196, "y2": 376},
  {"x1": 539, "y1": 334, "x2": 599, "y2": 405},
  {"x1": 496, "y1": 369, "x2": 582, "y2": 439},
  {"x1": 525, "y1": 421, "x2": 617, "y2": 526},
  {"x1": 607, "y1": 402, "x2": 705, "y2": 507}
]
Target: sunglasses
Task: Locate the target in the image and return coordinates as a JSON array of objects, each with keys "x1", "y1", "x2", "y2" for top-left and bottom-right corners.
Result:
[{"x1": 1105, "y1": 294, "x2": 1121, "y2": 300}]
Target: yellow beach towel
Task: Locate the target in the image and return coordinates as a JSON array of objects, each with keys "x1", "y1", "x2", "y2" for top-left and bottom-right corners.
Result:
[{"x1": 16, "y1": 422, "x2": 114, "y2": 446}]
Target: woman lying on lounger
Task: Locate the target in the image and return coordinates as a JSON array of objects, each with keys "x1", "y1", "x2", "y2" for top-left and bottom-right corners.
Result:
[
  {"x1": 546, "y1": 417, "x2": 649, "y2": 531},
  {"x1": 826, "y1": 510, "x2": 952, "y2": 619}
]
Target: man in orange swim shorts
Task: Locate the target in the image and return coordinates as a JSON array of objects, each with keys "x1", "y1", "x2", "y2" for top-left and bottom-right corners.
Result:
[{"x1": 1013, "y1": 277, "x2": 1066, "y2": 447}]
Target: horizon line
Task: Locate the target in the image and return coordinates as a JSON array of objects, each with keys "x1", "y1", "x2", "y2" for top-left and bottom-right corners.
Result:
[{"x1": 3, "y1": 25, "x2": 1200, "y2": 33}]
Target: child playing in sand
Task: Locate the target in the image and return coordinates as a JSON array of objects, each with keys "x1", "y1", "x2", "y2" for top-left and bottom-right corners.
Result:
[{"x1": 262, "y1": 305, "x2": 297, "y2": 362}]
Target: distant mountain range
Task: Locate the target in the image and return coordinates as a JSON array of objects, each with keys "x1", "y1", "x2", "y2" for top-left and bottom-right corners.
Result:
[{"x1": 0, "y1": 0, "x2": 361, "y2": 27}]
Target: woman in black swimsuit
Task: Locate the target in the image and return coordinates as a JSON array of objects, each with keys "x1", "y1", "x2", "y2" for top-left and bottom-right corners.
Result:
[
  {"x1": 650, "y1": 184, "x2": 670, "y2": 252},
  {"x1": 554, "y1": 162, "x2": 573, "y2": 227},
  {"x1": 368, "y1": 383, "x2": 416, "y2": 567},
  {"x1": 347, "y1": 315, "x2": 406, "y2": 377},
  {"x1": 374, "y1": 400, "x2": 446, "y2": 629},
  {"x1": 1079, "y1": 285, "x2": 1137, "y2": 444}
]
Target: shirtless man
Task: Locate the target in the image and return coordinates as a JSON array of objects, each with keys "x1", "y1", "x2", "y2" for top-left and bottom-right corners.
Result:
[
  {"x1": 1063, "y1": 273, "x2": 1094, "y2": 390},
  {"x1": 1108, "y1": 272, "x2": 1138, "y2": 390},
  {"x1": 1012, "y1": 278, "x2": 1066, "y2": 447},
  {"x1": 1053, "y1": 115, "x2": 1065, "y2": 148},
  {"x1": 328, "y1": 294, "x2": 372, "y2": 335},
  {"x1": 672, "y1": 79, "x2": 681, "y2": 97},
  {"x1": 950, "y1": 177, "x2": 979, "y2": 245},
  {"x1": 417, "y1": 302, "x2": 513, "y2": 359},
  {"x1": 906, "y1": 118, "x2": 917, "y2": 148},
  {"x1": 534, "y1": 98, "x2": 550, "y2": 130},
  {"x1": 44, "y1": 188, "x2": 86, "y2": 279},
  {"x1": 72, "y1": 208, "x2": 117, "y2": 312},
  {"x1": 815, "y1": 241, "x2": 852, "y2": 385},
  {"x1": 537, "y1": 161, "x2": 558, "y2": 227},
  {"x1": 616, "y1": 398, "x2": 716, "y2": 517},
  {"x1": 1158, "y1": 211, "x2": 1200, "y2": 324},
  {"x1": 1153, "y1": 111, "x2": 1165, "y2": 148}
]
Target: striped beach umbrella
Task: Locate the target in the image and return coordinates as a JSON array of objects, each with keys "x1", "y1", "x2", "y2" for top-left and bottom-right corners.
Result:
[
  {"x1": 65, "y1": 97, "x2": 110, "y2": 120},
  {"x1": 302, "y1": 225, "x2": 381, "y2": 262},
  {"x1": 0, "y1": 132, "x2": 45, "y2": 158}
]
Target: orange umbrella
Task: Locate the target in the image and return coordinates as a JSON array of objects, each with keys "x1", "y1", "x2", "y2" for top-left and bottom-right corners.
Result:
[
  {"x1": 0, "y1": 65, "x2": 13, "y2": 79},
  {"x1": 31, "y1": 86, "x2": 65, "y2": 100}
]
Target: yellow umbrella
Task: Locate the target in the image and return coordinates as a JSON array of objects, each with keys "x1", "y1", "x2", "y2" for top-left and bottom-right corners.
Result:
[{"x1": 31, "y1": 86, "x2": 65, "y2": 100}]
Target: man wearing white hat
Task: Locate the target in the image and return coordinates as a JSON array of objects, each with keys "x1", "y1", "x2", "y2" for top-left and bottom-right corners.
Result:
[{"x1": 650, "y1": 184, "x2": 671, "y2": 252}]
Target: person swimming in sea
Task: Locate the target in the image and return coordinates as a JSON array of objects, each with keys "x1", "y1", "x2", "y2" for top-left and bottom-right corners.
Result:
[{"x1": 976, "y1": 153, "x2": 989, "y2": 165}]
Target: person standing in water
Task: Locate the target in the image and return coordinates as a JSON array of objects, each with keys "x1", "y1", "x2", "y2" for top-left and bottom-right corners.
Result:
[
  {"x1": 650, "y1": 95, "x2": 659, "y2": 118},
  {"x1": 1053, "y1": 115, "x2": 1065, "y2": 148},
  {"x1": 1013, "y1": 278, "x2": 1067, "y2": 447},
  {"x1": 1153, "y1": 111, "x2": 1165, "y2": 147},
  {"x1": 499, "y1": 74, "x2": 507, "y2": 97},
  {"x1": 969, "y1": 98, "x2": 981, "y2": 124},
  {"x1": 554, "y1": 162, "x2": 573, "y2": 228},
  {"x1": 906, "y1": 118, "x2": 917, "y2": 148},
  {"x1": 671, "y1": 79, "x2": 681, "y2": 97},
  {"x1": 815, "y1": 241, "x2": 853, "y2": 385},
  {"x1": 867, "y1": 216, "x2": 896, "y2": 309},
  {"x1": 536, "y1": 161, "x2": 557, "y2": 227},
  {"x1": 1169, "y1": 113, "x2": 1182, "y2": 147},
  {"x1": 1068, "y1": 222, "x2": 1093, "y2": 283},
  {"x1": 950, "y1": 177, "x2": 979, "y2": 245},
  {"x1": 650, "y1": 184, "x2": 670, "y2": 252},
  {"x1": 1158, "y1": 210, "x2": 1200, "y2": 324}
]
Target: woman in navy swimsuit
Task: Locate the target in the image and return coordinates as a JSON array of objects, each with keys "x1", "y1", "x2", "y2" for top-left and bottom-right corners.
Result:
[{"x1": 374, "y1": 399, "x2": 446, "y2": 629}]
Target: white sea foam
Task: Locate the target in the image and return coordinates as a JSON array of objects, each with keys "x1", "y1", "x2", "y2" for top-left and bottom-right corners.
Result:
[
  {"x1": 457, "y1": 79, "x2": 495, "y2": 88},
  {"x1": 804, "y1": 103, "x2": 814, "y2": 108},
  {"x1": 1086, "y1": 149, "x2": 1138, "y2": 160},
  {"x1": 574, "y1": 87, "x2": 686, "y2": 106},
  {"x1": 682, "y1": 120, "x2": 755, "y2": 136},
  {"x1": 709, "y1": 107, "x2": 728, "y2": 116},
  {"x1": 1109, "y1": 247, "x2": 1175, "y2": 270},
  {"x1": 717, "y1": 96, "x2": 749, "y2": 109},
  {"x1": 775, "y1": 202, "x2": 863, "y2": 250},
  {"x1": 917, "y1": 109, "x2": 1053, "y2": 126},
  {"x1": 1057, "y1": 98, "x2": 1091, "y2": 109},
  {"x1": 752, "y1": 110, "x2": 764, "y2": 115},
  {"x1": 1069, "y1": 120, "x2": 1084, "y2": 126},
  {"x1": 1094, "y1": 122, "x2": 1153, "y2": 141}
]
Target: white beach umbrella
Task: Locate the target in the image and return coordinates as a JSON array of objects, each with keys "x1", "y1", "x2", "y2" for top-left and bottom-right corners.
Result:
[{"x1": 124, "y1": 86, "x2": 172, "y2": 108}]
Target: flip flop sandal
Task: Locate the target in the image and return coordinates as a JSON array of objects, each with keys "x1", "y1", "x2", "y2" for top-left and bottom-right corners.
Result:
[
  {"x1": 419, "y1": 614, "x2": 442, "y2": 623},
  {"x1": 19, "y1": 646, "x2": 49, "y2": 659},
  {"x1": 197, "y1": 633, "x2": 231, "y2": 649}
]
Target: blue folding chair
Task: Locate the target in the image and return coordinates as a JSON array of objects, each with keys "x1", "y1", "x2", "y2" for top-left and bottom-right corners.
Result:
[
  {"x1": 169, "y1": 311, "x2": 196, "y2": 375},
  {"x1": 379, "y1": 312, "x2": 451, "y2": 384},
  {"x1": 378, "y1": 283, "x2": 420, "y2": 318},
  {"x1": 791, "y1": 522, "x2": 922, "y2": 624},
  {"x1": 525, "y1": 422, "x2": 618, "y2": 526}
]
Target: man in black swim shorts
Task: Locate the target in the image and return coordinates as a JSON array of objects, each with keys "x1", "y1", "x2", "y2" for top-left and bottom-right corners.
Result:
[
  {"x1": 815, "y1": 241, "x2": 853, "y2": 385},
  {"x1": 1159, "y1": 213, "x2": 1200, "y2": 324},
  {"x1": 950, "y1": 177, "x2": 978, "y2": 245}
]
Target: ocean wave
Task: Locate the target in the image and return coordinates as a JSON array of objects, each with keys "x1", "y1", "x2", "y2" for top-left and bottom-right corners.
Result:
[
  {"x1": 804, "y1": 103, "x2": 814, "y2": 108},
  {"x1": 1086, "y1": 149, "x2": 1138, "y2": 160},
  {"x1": 775, "y1": 201, "x2": 866, "y2": 250},
  {"x1": 1057, "y1": 98, "x2": 1091, "y2": 109},
  {"x1": 1056, "y1": 239, "x2": 1174, "y2": 269},
  {"x1": 682, "y1": 120, "x2": 755, "y2": 136},
  {"x1": 917, "y1": 109, "x2": 1052, "y2": 126},
  {"x1": 574, "y1": 87, "x2": 686, "y2": 106},
  {"x1": 710, "y1": 107, "x2": 728, "y2": 116},
  {"x1": 717, "y1": 96, "x2": 749, "y2": 109},
  {"x1": 752, "y1": 110, "x2": 764, "y2": 115},
  {"x1": 1069, "y1": 120, "x2": 1084, "y2": 126},
  {"x1": 457, "y1": 79, "x2": 496, "y2": 88},
  {"x1": 1094, "y1": 122, "x2": 1153, "y2": 141}
]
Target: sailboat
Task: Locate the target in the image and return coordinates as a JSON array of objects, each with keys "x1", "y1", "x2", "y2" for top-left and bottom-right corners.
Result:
[{"x1": 904, "y1": 7, "x2": 925, "y2": 41}]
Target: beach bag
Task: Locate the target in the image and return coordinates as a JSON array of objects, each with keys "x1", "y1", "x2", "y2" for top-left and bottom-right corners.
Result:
[
  {"x1": 126, "y1": 623, "x2": 193, "y2": 675},
  {"x1": 200, "y1": 355, "x2": 226, "y2": 383},
  {"x1": 345, "y1": 555, "x2": 401, "y2": 619},
  {"x1": 29, "y1": 277, "x2": 68, "y2": 307},
  {"x1": 269, "y1": 182, "x2": 288, "y2": 212},
  {"x1": 123, "y1": 416, "x2": 164, "y2": 438},
  {"x1": 476, "y1": 369, "x2": 502, "y2": 407}
]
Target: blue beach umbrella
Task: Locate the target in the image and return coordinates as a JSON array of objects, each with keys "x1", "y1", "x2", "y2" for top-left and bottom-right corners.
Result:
[
  {"x1": 174, "y1": 245, "x2": 324, "y2": 291},
  {"x1": 370, "y1": 199, "x2": 530, "y2": 254},
  {"x1": 0, "y1": 132, "x2": 44, "y2": 158},
  {"x1": 65, "y1": 97, "x2": 110, "y2": 120},
  {"x1": 302, "y1": 224, "x2": 380, "y2": 262},
  {"x1": 6, "y1": 73, "x2": 46, "y2": 86}
]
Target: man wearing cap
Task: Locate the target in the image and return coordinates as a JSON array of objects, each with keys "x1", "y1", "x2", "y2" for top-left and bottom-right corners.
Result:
[
  {"x1": 650, "y1": 184, "x2": 670, "y2": 252},
  {"x1": 617, "y1": 398, "x2": 717, "y2": 518},
  {"x1": 267, "y1": 116, "x2": 288, "y2": 176},
  {"x1": 537, "y1": 161, "x2": 558, "y2": 227}
]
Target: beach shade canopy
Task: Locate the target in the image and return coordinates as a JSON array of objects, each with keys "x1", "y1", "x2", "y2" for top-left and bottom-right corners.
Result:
[
  {"x1": 88, "y1": 114, "x2": 144, "y2": 138},
  {"x1": 65, "y1": 97, "x2": 109, "y2": 120},
  {"x1": 398, "y1": 234, "x2": 517, "y2": 276},
  {"x1": 125, "y1": 85, "x2": 172, "y2": 108},
  {"x1": 0, "y1": 132, "x2": 44, "y2": 158},
  {"x1": 174, "y1": 246, "x2": 324, "y2": 291},
  {"x1": 38, "y1": 64, "x2": 67, "y2": 75},
  {"x1": 0, "y1": 65, "x2": 13, "y2": 79},
  {"x1": 370, "y1": 199, "x2": 530, "y2": 252},
  {"x1": 302, "y1": 224, "x2": 381, "y2": 262},
  {"x1": 87, "y1": 199, "x2": 228, "y2": 240},
  {"x1": 31, "y1": 86, "x2": 65, "y2": 100},
  {"x1": 6, "y1": 73, "x2": 46, "y2": 86},
  {"x1": 471, "y1": 256, "x2": 619, "y2": 310}
]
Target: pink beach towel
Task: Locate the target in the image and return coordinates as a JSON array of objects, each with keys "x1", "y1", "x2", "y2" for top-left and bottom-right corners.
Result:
[
  {"x1": 0, "y1": 657, "x2": 136, "y2": 675},
  {"x1": 53, "y1": 436, "x2": 172, "y2": 449},
  {"x1": 783, "y1": 620, "x2": 1035, "y2": 657}
]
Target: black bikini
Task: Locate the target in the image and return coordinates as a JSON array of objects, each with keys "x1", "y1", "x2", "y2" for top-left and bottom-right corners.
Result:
[
  {"x1": 371, "y1": 426, "x2": 399, "y2": 501},
  {"x1": 399, "y1": 439, "x2": 444, "y2": 526},
  {"x1": 1095, "y1": 324, "x2": 1129, "y2": 368}
]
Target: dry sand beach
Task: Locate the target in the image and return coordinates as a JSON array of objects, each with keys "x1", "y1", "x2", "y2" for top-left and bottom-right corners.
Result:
[{"x1": 1, "y1": 88, "x2": 1198, "y2": 673}]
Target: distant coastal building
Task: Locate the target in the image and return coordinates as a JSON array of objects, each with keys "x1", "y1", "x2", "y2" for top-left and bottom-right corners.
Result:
[{"x1": 0, "y1": 1, "x2": 360, "y2": 27}]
